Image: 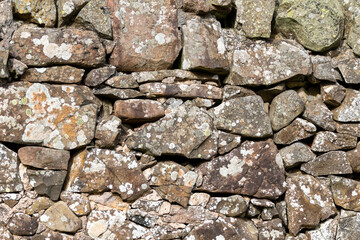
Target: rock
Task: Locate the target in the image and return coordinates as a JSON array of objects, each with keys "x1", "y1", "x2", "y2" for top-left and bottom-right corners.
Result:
[
  {"x1": 234, "y1": 0, "x2": 275, "y2": 38},
  {"x1": 0, "y1": 193, "x2": 21, "y2": 208},
  {"x1": 90, "y1": 192, "x2": 130, "y2": 211},
  {"x1": 10, "y1": 25, "x2": 105, "y2": 67},
  {"x1": 0, "y1": 224, "x2": 12, "y2": 240},
  {"x1": 193, "y1": 97, "x2": 216, "y2": 108},
  {"x1": 273, "y1": 118, "x2": 316, "y2": 145},
  {"x1": 301, "y1": 151, "x2": 352, "y2": 176},
  {"x1": 105, "y1": 75, "x2": 139, "y2": 89},
  {"x1": 20, "y1": 66, "x2": 85, "y2": 84},
  {"x1": 279, "y1": 142, "x2": 315, "y2": 169},
  {"x1": 93, "y1": 87, "x2": 144, "y2": 100},
  {"x1": 275, "y1": 0, "x2": 344, "y2": 52},
  {"x1": 225, "y1": 40, "x2": 312, "y2": 86},
  {"x1": 110, "y1": 0, "x2": 181, "y2": 71},
  {"x1": 210, "y1": 96, "x2": 273, "y2": 138},
  {"x1": 127, "y1": 209, "x2": 158, "y2": 228},
  {"x1": 0, "y1": 47, "x2": 9, "y2": 79},
  {"x1": 188, "y1": 130, "x2": 218, "y2": 160},
  {"x1": 255, "y1": 218, "x2": 285, "y2": 240},
  {"x1": 66, "y1": 148, "x2": 149, "y2": 201},
  {"x1": 223, "y1": 85, "x2": 256, "y2": 100},
  {"x1": 57, "y1": 0, "x2": 90, "y2": 27},
  {"x1": 196, "y1": 139, "x2": 286, "y2": 199},
  {"x1": 311, "y1": 56, "x2": 342, "y2": 82},
  {"x1": 162, "y1": 205, "x2": 218, "y2": 224},
  {"x1": 60, "y1": 192, "x2": 90, "y2": 216},
  {"x1": 7, "y1": 213, "x2": 38, "y2": 236},
  {"x1": 26, "y1": 197, "x2": 54, "y2": 215},
  {"x1": 337, "y1": 58, "x2": 360, "y2": 84},
  {"x1": 84, "y1": 66, "x2": 116, "y2": 87},
  {"x1": 40, "y1": 201, "x2": 82, "y2": 233},
  {"x1": 27, "y1": 169, "x2": 67, "y2": 200},
  {"x1": 37, "y1": 230, "x2": 76, "y2": 240},
  {"x1": 0, "y1": 82, "x2": 100, "y2": 150},
  {"x1": 303, "y1": 100, "x2": 336, "y2": 131},
  {"x1": 330, "y1": 176, "x2": 360, "y2": 211},
  {"x1": 18, "y1": 146, "x2": 70, "y2": 170},
  {"x1": 257, "y1": 83, "x2": 286, "y2": 103},
  {"x1": 182, "y1": 0, "x2": 214, "y2": 15},
  {"x1": 114, "y1": 99, "x2": 165, "y2": 123},
  {"x1": 0, "y1": 203, "x2": 13, "y2": 225},
  {"x1": 286, "y1": 175, "x2": 336, "y2": 236},
  {"x1": 74, "y1": 0, "x2": 113, "y2": 39},
  {"x1": 13, "y1": 0, "x2": 56, "y2": 27},
  {"x1": 305, "y1": 217, "x2": 338, "y2": 240},
  {"x1": 336, "y1": 123, "x2": 360, "y2": 137},
  {"x1": 95, "y1": 115, "x2": 122, "y2": 148},
  {"x1": 311, "y1": 131, "x2": 357, "y2": 152},
  {"x1": 347, "y1": 143, "x2": 360, "y2": 173},
  {"x1": 217, "y1": 131, "x2": 241, "y2": 155},
  {"x1": 333, "y1": 89, "x2": 360, "y2": 122},
  {"x1": 0, "y1": 144, "x2": 23, "y2": 193},
  {"x1": 0, "y1": 0, "x2": 13, "y2": 40},
  {"x1": 336, "y1": 210, "x2": 360, "y2": 239},
  {"x1": 348, "y1": 14, "x2": 360, "y2": 56},
  {"x1": 206, "y1": 195, "x2": 248, "y2": 217},
  {"x1": 270, "y1": 90, "x2": 305, "y2": 131},
  {"x1": 126, "y1": 102, "x2": 214, "y2": 158},
  {"x1": 181, "y1": 17, "x2": 229, "y2": 74},
  {"x1": 189, "y1": 193, "x2": 210, "y2": 207},
  {"x1": 8, "y1": 59, "x2": 27, "y2": 79},
  {"x1": 321, "y1": 84, "x2": 346, "y2": 107}
]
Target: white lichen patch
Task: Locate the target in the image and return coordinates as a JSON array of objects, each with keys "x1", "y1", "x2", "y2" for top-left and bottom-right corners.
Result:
[{"x1": 32, "y1": 35, "x2": 73, "y2": 60}]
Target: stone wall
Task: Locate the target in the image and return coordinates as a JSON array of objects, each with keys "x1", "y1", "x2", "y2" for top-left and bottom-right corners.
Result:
[{"x1": 0, "y1": 0, "x2": 360, "y2": 239}]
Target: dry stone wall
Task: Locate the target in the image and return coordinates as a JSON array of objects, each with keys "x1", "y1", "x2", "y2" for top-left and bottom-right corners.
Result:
[{"x1": 1, "y1": 0, "x2": 360, "y2": 239}]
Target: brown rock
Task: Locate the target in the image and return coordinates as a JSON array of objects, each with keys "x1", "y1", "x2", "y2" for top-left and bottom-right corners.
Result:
[
  {"x1": 336, "y1": 123, "x2": 360, "y2": 137},
  {"x1": 95, "y1": 115, "x2": 122, "y2": 148},
  {"x1": 0, "y1": 144, "x2": 23, "y2": 193},
  {"x1": 162, "y1": 205, "x2": 218, "y2": 224},
  {"x1": 257, "y1": 83, "x2": 286, "y2": 103},
  {"x1": 303, "y1": 100, "x2": 336, "y2": 131},
  {"x1": 347, "y1": 142, "x2": 360, "y2": 173},
  {"x1": 57, "y1": 0, "x2": 90, "y2": 27},
  {"x1": 311, "y1": 131, "x2": 357, "y2": 152},
  {"x1": 105, "y1": 75, "x2": 139, "y2": 89},
  {"x1": 223, "y1": 85, "x2": 256, "y2": 100},
  {"x1": 279, "y1": 142, "x2": 316, "y2": 169},
  {"x1": 0, "y1": 47, "x2": 9, "y2": 79},
  {"x1": 0, "y1": 223, "x2": 12, "y2": 240},
  {"x1": 188, "y1": 130, "x2": 218, "y2": 160},
  {"x1": 182, "y1": 0, "x2": 214, "y2": 15},
  {"x1": 336, "y1": 210, "x2": 360, "y2": 239},
  {"x1": 321, "y1": 84, "x2": 346, "y2": 107},
  {"x1": 8, "y1": 58, "x2": 27, "y2": 79},
  {"x1": 333, "y1": 89, "x2": 360, "y2": 122},
  {"x1": 26, "y1": 197, "x2": 54, "y2": 215},
  {"x1": 93, "y1": 87, "x2": 144, "y2": 100},
  {"x1": 255, "y1": 218, "x2": 285, "y2": 240},
  {"x1": 20, "y1": 66, "x2": 85, "y2": 84},
  {"x1": 60, "y1": 192, "x2": 90, "y2": 216},
  {"x1": 217, "y1": 131, "x2": 241, "y2": 155},
  {"x1": 13, "y1": 0, "x2": 56, "y2": 27},
  {"x1": 273, "y1": 118, "x2": 316, "y2": 145},
  {"x1": 7, "y1": 213, "x2": 38, "y2": 236},
  {"x1": 84, "y1": 66, "x2": 116, "y2": 87},
  {"x1": 207, "y1": 195, "x2": 248, "y2": 217},
  {"x1": 0, "y1": 0, "x2": 13, "y2": 41},
  {"x1": 330, "y1": 176, "x2": 360, "y2": 211}
]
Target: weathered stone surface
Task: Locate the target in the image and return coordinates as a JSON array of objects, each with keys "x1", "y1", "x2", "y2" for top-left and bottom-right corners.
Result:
[
  {"x1": 127, "y1": 209, "x2": 158, "y2": 228},
  {"x1": 223, "y1": 85, "x2": 256, "y2": 100},
  {"x1": 207, "y1": 195, "x2": 248, "y2": 217},
  {"x1": 321, "y1": 84, "x2": 346, "y2": 107},
  {"x1": 90, "y1": 192, "x2": 130, "y2": 211},
  {"x1": 126, "y1": 102, "x2": 214, "y2": 158},
  {"x1": 210, "y1": 96, "x2": 273, "y2": 138},
  {"x1": 0, "y1": 0, "x2": 13, "y2": 41},
  {"x1": 0, "y1": 48, "x2": 9, "y2": 79},
  {"x1": 93, "y1": 87, "x2": 144, "y2": 100},
  {"x1": 311, "y1": 56, "x2": 342, "y2": 82},
  {"x1": 225, "y1": 40, "x2": 312, "y2": 86},
  {"x1": 337, "y1": 123, "x2": 360, "y2": 137},
  {"x1": 181, "y1": 17, "x2": 229, "y2": 74},
  {"x1": 333, "y1": 89, "x2": 360, "y2": 122},
  {"x1": 13, "y1": 0, "x2": 56, "y2": 27},
  {"x1": 105, "y1": 75, "x2": 139, "y2": 89},
  {"x1": 303, "y1": 100, "x2": 336, "y2": 131},
  {"x1": 301, "y1": 151, "x2": 352, "y2": 176},
  {"x1": 305, "y1": 217, "x2": 338, "y2": 240},
  {"x1": 348, "y1": 14, "x2": 360, "y2": 56},
  {"x1": 182, "y1": 0, "x2": 214, "y2": 15},
  {"x1": 337, "y1": 210, "x2": 360, "y2": 239},
  {"x1": 18, "y1": 146, "x2": 70, "y2": 170},
  {"x1": 311, "y1": 131, "x2": 357, "y2": 152},
  {"x1": 26, "y1": 197, "x2": 54, "y2": 215},
  {"x1": 0, "y1": 82, "x2": 100, "y2": 150},
  {"x1": 270, "y1": 90, "x2": 305, "y2": 131},
  {"x1": 257, "y1": 83, "x2": 286, "y2": 103},
  {"x1": 273, "y1": 118, "x2": 316, "y2": 145},
  {"x1": 40, "y1": 201, "x2": 81, "y2": 233},
  {"x1": 139, "y1": 82, "x2": 223, "y2": 100},
  {"x1": 218, "y1": 131, "x2": 241, "y2": 155},
  {"x1": 20, "y1": 66, "x2": 85, "y2": 84},
  {"x1": 189, "y1": 193, "x2": 210, "y2": 207},
  {"x1": 7, "y1": 213, "x2": 38, "y2": 236},
  {"x1": 347, "y1": 143, "x2": 360, "y2": 173},
  {"x1": 286, "y1": 175, "x2": 336, "y2": 236},
  {"x1": 234, "y1": 0, "x2": 275, "y2": 38},
  {"x1": 255, "y1": 218, "x2": 285, "y2": 240},
  {"x1": 8, "y1": 59, "x2": 27, "y2": 79},
  {"x1": 197, "y1": 139, "x2": 286, "y2": 199},
  {"x1": 37, "y1": 230, "x2": 76, "y2": 240},
  {"x1": 330, "y1": 176, "x2": 360, "y2": 211},
  {"x1": 110, "y1": 0, "x2": 181, "y2": 71},
  {"x1": 0, "y1": 224, "x2": 12, "y2": 240},
  {"x1": 275, "y1": 0, "x2": 344, "y2": 52},
  {"x1": 188, "y1": 130, "x2": 218, "y2": 160},
  {"x1": 95, "y1": 115, "x2": 122, "y2": 148},
  {"x1": 10, "y1": 25, "x2": 106, "y2": 67},
  {"x1": 279, "y1": 142, "x2": 315, "y2": 169},
  {"x1": 66, "y1": 148, "x2": 149, "y2": 201},
  {"x1": 0, "y1": 144, "x2": 23, "y2": 193},
  {"x1": 84, "y1": 66, "x2": 116, "y2": 87},
  {"x1": 57, "y1": 0, "x2": 90, "y2": 26},
  {"x1": 60, "y1": 192, "x2": 90, "y2": 216},
  {"x1": 114, "y1": 99, "x2": 165, "y2": 123},
  {"x1": 337, "y1": 58, "x2": 360, "y2": 84}
]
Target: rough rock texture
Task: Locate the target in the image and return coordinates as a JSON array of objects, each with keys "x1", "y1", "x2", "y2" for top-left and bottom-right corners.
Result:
[
  {"x1": 333, "y1": 89, "x2": 360, "y2": 122},
  {"x1": 303, "y1": 100, "x2": 336, "y2": 131},
  {"x1": 0, "y1": 144, "x2": 23, "y2": 193},
  {"x1": 311, "y1": 131, "x2": 357, "y2": 152},
  {"x1": 279, "y1": 142, "x2": 316, "y2": 169},
  {"x1": 84, "y1": 66, "x2": 116, "y2": 87},
  {"x1": 273, "y1": 118, "x2": 316, "y2": 145},
  {"x1": 321, "y1": 84, "x2": 346, "y2": 107},
  {"x1": 347, "y1": 142, "x2": 360, "y2": 173},
  {"x1": 330, "y1": 176, "x2": 360, "y2": 211},
  {"x1": 7, "y1": 213, "x2": 38, "y2": 236},
  {"x1": 13, "y1": 0, "x2": 57, "y2": 27},
  {"x1": 337, "y1": 210, "x2": 360, "y2": 239},
  {"x1": 20, "y1": 66, "x2": 85, "y2": 84}
]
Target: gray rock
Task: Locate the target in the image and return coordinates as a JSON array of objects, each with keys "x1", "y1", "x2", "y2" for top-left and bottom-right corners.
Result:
[
  {"x1": 279, "y1": 142, "x2": 316, "y2": 169},
  {"x1": 273, "y1": 118, "x2": 316, "y2": 145},
  {"x1": 311, "y1": 131, "x2": 357, "y2": 152},
  {"x1": 305, "y1": 218, "x2": 338, "y2": 240},
  {"x1": 333, "y1": 89, "x2": 360, "y2": 122},
  {"x1": 57, "y1": 0, "x2": 90, "y2": 26},
  {"x1": 0, "y1": 47, "x2": 9, "y2": 79},
  {"x1": 0, "y1": 0, "x2": 13, "y2": 40},
  {"x1": 217, "y1": 131, "x2": 241, "y2": 155},
  {"x1": 0, "y1": 144, "x2": 23, "y2": 193},
  {"x1": 311, "y1": 55, "x2": 342, "y2": 82},
  {"x1": 207, "y1": 195, "x2": 248, "y2": 217},
  {"x1": 84, "y1": 66, "x2": 116, "y2": 87},
  {"x1": 303, "y1": 100, "x2": 336, "y2": 131},
  {"x1": 93, "y1": 87, "x2": 144, "y2": 100},
  {"x1": 336, "y1": 210, "x2": 360, "y2": 239}
]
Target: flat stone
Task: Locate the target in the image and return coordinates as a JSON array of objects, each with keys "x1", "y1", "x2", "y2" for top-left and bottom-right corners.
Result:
[
  {"x1": 270, "y1": 90, "x2": 305, "y2": 131},
  {"x1": 60, "y1": 192, "x2": 90, "y2": 216},
  {"x1": 66, "y1": 148, "x2": 149, "y2": 201},
  {"x1": 182, "y1": 17, "x2": 229, "y2": 74},
  {"x1": 110, "y1": 0, "x2": 181, "y2": 71},
  {"x1": 139, "y1": 82, "x2": 223, "y2": 99},
  {"x1": 286, "y1": 175, "x2": 336, "y2": 236},
  {"x1": 336, "y1": 210, "x2": 360, "y2": 239},
  {"x1": 90, "y1": 192, "x2": 130, "y2": 211},
  {"x1": 0, "y1": 47, "x2": 9, "y2": 79},
  {"x1": 321, "y1": 84, "x2": 346, "y2": 107},
  {"x1": 26, "y1": 197, "x2": 54, "y2": 215},
  {"x1": 196, "y1": 139, "x2": 286, "y2": 199},
  {"x1": 93, "y1": 87, "x2": 144, "y2": 100},
  {"x1": 207, "y1": 195, "x2": 248, "y2": 217},
  {"x1": 225, "y1": 40, "x2": 312, "y2": 86},
  {"x1": 279, "y1": 142, "x2": 316, "y2": 169},
  {"x1": 210, "y1": 96, "x2": 273, "y2": 138},
  {"x1": 182, "y1": 0, "x2": 214, "y2": 15},
  {"x1": 305, "y1": 217, "x2": 338, "y2": 240},
  {"x1": 337, "y1": 123, "x2": 360, "y2": 137},
  {"x1": 234, "y1": 0, "x2": 275, "y2": 38},
  {"x1": 275, "y1": 0, "x2": 344, "y2": 52},
  {"x1": 95, "y1": 115, "x2": 122, "y2": 148},
  {"x1": 114, "y1": 99, "x2": 165, "y2": 123},
  {"x1": 105, "y1": 75, "x2": 139, "y2": 89},
  {"x1": 126, "y1": 102, "x2": 214, "y2": 158},
  {"x1": 0, "y1": 144, "x2": 23, "y2": 193},
  {"x1": 10, "y1": 25, "x2": 105, "y2": 67},
  {"x1": 7, "y1": 213, "x2": 38, "y2": 236},
  {"x1": 303, "y1": 100, "x2": 336, "y2": 131},
  {"x1": 0, "y1": 0, "x2": 13, "y2": 40},
  {"x1": 13, "y1": 0, "x2": 56, "y2": 27},
  {"x1": 311, "y1": 56, "x2": 342, "y2": 82},
  {"x1": 20, "y1": 66, "x2": 85, "y2": 84},
  {"x1": 162, "y1": 205, "x2": 218, "y2": 224},
  {"x1": 273, "y1": 118, "x2": 316, "y2": 145},
  {"x1": 347, "y1": 142, "x2": 360, "y2": 173},
  {"x1": 333, "y1": 89, "x2": 360, "y2": 122},
  {"x1": 40, "y1": 201, "x2": 81, "y2": 233},
  {"x1": 84, "y1": 66, "x2": 116, "y2": 87},
  {"x1": 330, "y1": 176, "x2": 360, "y2": 211},
  {"x1": 18, "y1": 146, "x2": 70, "y2": 170},
  {"x1": 0, "y1": 82, "x2": 100, "y2": 150},
  {"x1": 217, "y1": 131, "x2": 241, "y2": 155},
  {"x1": 311, "y1": 131, "x2": 357, "y2": 152}
]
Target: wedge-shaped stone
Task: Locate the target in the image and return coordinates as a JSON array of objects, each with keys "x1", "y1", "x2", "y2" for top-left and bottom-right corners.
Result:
[
  {"x1": 337, "y1": 58, "x2": 360, "y2": 84},
  {"x1": 311, "y1": 131, "x2": 357, "y2": 152},
  {"x1": 0, "y1": 144, "x2": 23, "y2": 193},
  {"x1": 333, "y1": 89, "x2": 360, "y2": 122},
  {"x1": 273, "y1": 118, "x2": 316, "y2": 145},
  {"x1": 311, "y1": 56, "x2": 342, "y2": 82},
  {"x1": 305, "y1": 218, "x2": 338, "y2": 240},
  {"x1": 303, "y1": 100, "x2": 336, "y2": 131},
  {"x1": 93, "y1": 87, "x2": 144, "y2": 100},
  {"x1": 21, "y1": 66, "x2": 85, "y2": 84},
  {"x1": 57, "y1": 0, "x2": 90, "y2": 27},
  {"x1": 84, "y1": 66, "x2": 116, "y2": 87},
  {"x1": 330, "y1": 176, "x2": 360, "y2": 211},
  {"x1": 218, "y1": 131, "x2": 241, "y2": 155}
]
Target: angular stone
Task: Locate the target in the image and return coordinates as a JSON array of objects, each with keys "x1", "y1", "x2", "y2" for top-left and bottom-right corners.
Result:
[
  {"x1": 275, "y1": 0, "x2": 344, "y2": 52},
  {"x1": 234, "y1": 0, "x2": 275, "y2": 38},
  {"x1": 127, "y1": 209, "x2": 158, "y2": 228},
  {"x1": 93, "y1": 87, "x2": 144, "y2": 100},
  {"x1": 273, "y1": 118, "x2": 316, "y2": 145},
  {"x1": 223, "y1": 85, "x2": 256, "y2": 100},
  {"x1": 139, "y1": 82, "x2": 223, "y2": 100},
  {"x1": 95, "y1": 115, "x2": 122, "y2": 148},
  {"x1": 311, "y1": 131, "x2": 357, "y2": 152},
  {"x1": 189, "y1": 193, "x2": 210, "y2": 207},
  {"x1": 270, "y1": 90, "x2": 305, "y2": 131},
  {"x1": 311, "y1": 56, "x2": 342, "y2": 82},
  {"x1": 20, "y1": 66, "x2": 85, "y2": 84},
  {"x1": 337, "y1": 123, "x2": 360, "y2": 137},
  {"x1": 301, "y1": 151, "x2": 352, "y2": 176},
  {"x1": 0, "y1": 82, "x2": 100, "y2": 150},
  {"x1": 188, "y1": 130, "x2": 218, "y2": 160},
  {"x1": 210, "y1": 96, "x2": 272, "y2": 138},
  {"x1": 330, "y1": 176, "x2": 360, "y2": 211},
  {"x1": 257, "y1": 83, "x2": 286, "y2": 103},
  {"x1": 337, "y1": 210, "x2": 360, "y2": 239},
  {"x1": 305, "y1": 217, "x2": 338, "y2": 240},
  {"x1": 255, "y1": 218, "x2": 285, "y2": 240},
  {"x1": 0, "y1": 224, "x2": 12, "y2": 240},
  {"x1": 207, "y1": 195, "x2": 248, "y2": 217},
  {"x1": 10, "y1": 26, "x2": 105, "y2": 67},
  {"x1": 193, "y1": 97, "x2": 216, "y2": 108},
  {"x1": 57, "y1": 0, "x2": 90, "y2": 27},
  {"x1": 7, "y1": 213, "x2": 38, "y2": 236},
  {"x1": 114, "y1": 99, "x2": 165, "y2": 123},
  {"x1": 225, "y1": 40, "x2": 312, "y2": 86},
  {"x1": 333, "y1": 89, "x2": 360, "y2": 122},
  {"x1": 26, "y1": 197, "x2": 54, "y2": 215},
  {"x1": 279, "y1": 142, "x2": 315, "y2": 169},
  {"x1": 105, "y1": 75, "x2": 139, "y2": 89},
  {"x1": 0, "y1": 193, "x2": 21, "y2": 208},
  {"x1": 181, "y1": 17, "x2": 229, "y2": 74},
  {"x1": 126, "y1": 102, "x2": 214, "y2": 158},
  {"x1": 303, "y1": 100, "x2": 336, "y2": 131},
  {"x1": 40, "y1": 201, "x2": 81, "y2": 233},
  {"x1": 66, "y1": 148, "x2": 149, "y2": 201},
  {"x1": 337, "y1": 58, "x2": 360, "y2": 84},
  {"x1": 0, "y1": 144, "x2": 23, "y2": 193},
  {"x1": 347, "y1": 143, "x2": 360, "y2": 173},
  {"x1": 162, "y1": 205, "x2": 218, "y2": 224},
  {"x1": 13, "y1": 0, "x2": 56, "y2": 27},
  {"x1": 60, "y1": 192, "x2": 90, "y2": 216},
  {"x1": 0, "y1": 0, "x2": 13, "y2": 40},
  {"x1": 286, "y1": 175, "x2": 336, "y2": 236},
  {"x1": 348, "y1": 14, "x2": 360, "y2": 56},
  {"x1": 84, "y1": 66, "x2": 116, "y2": 87},
  {"x1": 217, "y1": 131, "x2": 241, "y2": 155},
  {"x1": 197, "y1": 139, "x2": 286, "y2": 199},
  {"x1": 182, "y1": 0, "x2": 214, "y2": 15},
  {"x1": 321, "y1": 84, "x2": 346, "y2": 107},
  {"x1": 110, "y1": 0, "x2": 181, "y2": 71},
  {"x1": 0, "y1": 47, "x2": 9, "y2": 79},
  {"x1": 90, "y1": 192, "x2": 130, "y2": 211},
  {"x1": 8, "y1": 59, "x2": 27, "y2": 79},
  {"x1": 18, "y1": 146, "x2": 70, "y2": 170}
]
